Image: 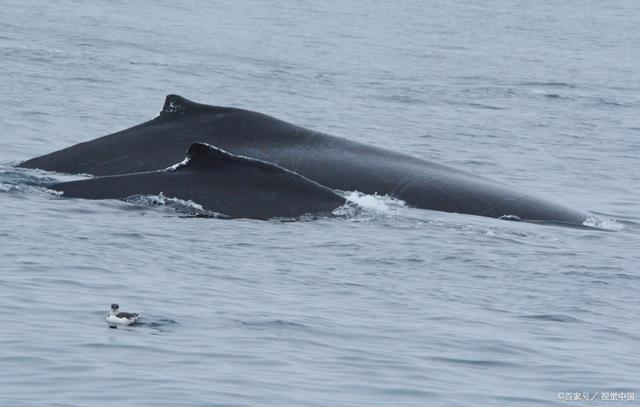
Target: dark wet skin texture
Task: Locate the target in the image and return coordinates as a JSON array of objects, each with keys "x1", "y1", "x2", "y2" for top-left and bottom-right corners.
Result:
[
  {"x1": 23, "y1": 95, "x2": 588, "y2": 224},
  {"x1": 51, "y1": 143, "x2": 346, "y2": 220}
]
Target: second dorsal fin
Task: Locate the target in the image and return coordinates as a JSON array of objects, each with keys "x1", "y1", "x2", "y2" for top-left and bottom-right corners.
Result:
[
  {"x1": 165, "y1": 142, "x2": 232, "y2": 171},
  {"x1": 167, "y1": 143, "x2": 294, "y2": 176},
  {"x1": 185, "y1": 142, "x2": 234, "y2": 166}
]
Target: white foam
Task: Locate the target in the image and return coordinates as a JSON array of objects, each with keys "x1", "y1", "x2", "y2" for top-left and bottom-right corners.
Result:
[
  {"x1": 333, "y1": 191, "x2": 406, "y2": 219},
  {"x1": 583, "y1": 215, "x2": 623, "y2": 231},
  {"x1": 344, "y1": 191, "x2": 405, "y2": 211},
  {"x1": 164, "y1": 157, "x2": 191, "y2": 171},
  {"x1": 123, "y1": 192, "x2": 226, "y2": 217}
]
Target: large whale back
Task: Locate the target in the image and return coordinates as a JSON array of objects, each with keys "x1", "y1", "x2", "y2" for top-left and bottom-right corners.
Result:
[
  {"x1": 24, "y1": 95, "x2": 589, "y2": 224},
  {"x1": 22, "y1": 95, "x2": 322, "y2": 176},
  {"x1": 51, "y1": 143, "x2": 346, "y2": 220}
]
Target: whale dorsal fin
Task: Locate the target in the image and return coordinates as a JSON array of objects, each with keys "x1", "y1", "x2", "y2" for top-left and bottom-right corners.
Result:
[
  {"x1": 168, "y1": 142, "x2": 285, "y2": 174},
  {"x1": 185, "y1": 142, "x2": 234, "y2": 167},
  {"x1": 160, "y1": 94, "x2": 241, "y2": 117},
  {"x1": 160, "y1": 94, "x2": 202, "y2": 117}
]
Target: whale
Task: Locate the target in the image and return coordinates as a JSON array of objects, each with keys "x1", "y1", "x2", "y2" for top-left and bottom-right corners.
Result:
[
  {"x1": 22, "y1": 94, "x2": 589, "y2": 225},
  {"x1": 50, "y1": 143, "x2": 346, "y2": 220}
]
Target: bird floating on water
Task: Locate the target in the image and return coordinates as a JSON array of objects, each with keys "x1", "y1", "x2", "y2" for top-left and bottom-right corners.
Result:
[{"x1": 106, "y1": 303, "x2": 138, "y2": 327}]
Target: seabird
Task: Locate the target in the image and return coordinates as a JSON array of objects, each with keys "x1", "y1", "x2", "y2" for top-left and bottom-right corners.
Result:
[{"x1": 106, "y1": 303, "x2": 138, "y2": 327}]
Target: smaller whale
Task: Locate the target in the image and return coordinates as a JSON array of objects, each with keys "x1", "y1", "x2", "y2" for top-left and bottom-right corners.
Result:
[{"x1": 51, "y1": 143, "x2": 346, "y2": 220}]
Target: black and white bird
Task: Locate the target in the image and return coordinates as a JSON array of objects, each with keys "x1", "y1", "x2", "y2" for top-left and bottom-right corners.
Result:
[{"x1": 106, "y1": 303, "x2": 138, "y2": 327}]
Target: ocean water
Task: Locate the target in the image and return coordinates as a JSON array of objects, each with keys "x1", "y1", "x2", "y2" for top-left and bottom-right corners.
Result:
[{"x1": 1, "y1": 1, "x2": 639, "y2": 406}]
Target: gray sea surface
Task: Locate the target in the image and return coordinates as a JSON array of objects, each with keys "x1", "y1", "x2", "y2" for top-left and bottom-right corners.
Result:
[{"x1": 1, "y1": 1, "x2": 639, "y2": 406}]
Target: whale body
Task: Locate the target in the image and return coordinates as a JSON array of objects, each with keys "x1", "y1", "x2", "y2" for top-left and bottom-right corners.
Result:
[
  {"x1": 22, "y1": 95, "x2": 589, "y2": 224},
  {"x1": 50, "y1": 143, "x2": 346, "y2": 220}
]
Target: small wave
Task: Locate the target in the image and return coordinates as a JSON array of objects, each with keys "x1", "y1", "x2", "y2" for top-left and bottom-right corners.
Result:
[
  {"x1": 135, "y1": 317, "x2": 179, "y2": 329},
  {"x1": 530, "y1": 89, "x2": 574, "y2": 100},
  {"x1": 518, "y1": 314, "x2": 582, "y2": 323},
  {"x1": 428, "y1": 356, "x2": 517, "y2": 368},
  {"x1": 123, "y1": 193, "x2": 228, "y2": 218},
  {"x1": 378, "y1": 94, "x2": 425, "y2": 105},
  {"x1": 583, "y1": 215, "x2": 622, "y2": 231},
  {"x1": 498, "y1": 214, "x2": 522, "y2": 221},
  {"x1": 235, "y1": 319, "x2": 308, "y2": 330},
  {"x1": 1, "y1": 181, "x2": 60, "y2": 197},
  {"x1": 0, "y1": 183, "x2": 21, "y2": 193},
  {"x1": 0, "y1": 165, "x2": 62, "y2": 186},
  {"x1": 463, "y1": 102, "x2": 506, "y2": 110},
  {"x1": 448, "y1": 101, "x2": 506, "y2": 110},
  {"x1": 519, "y1": 81, "x2": 577, "y2": 89},
  {"x1": 596, "y1": 98, "x2": 630, "y2": 107}
]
